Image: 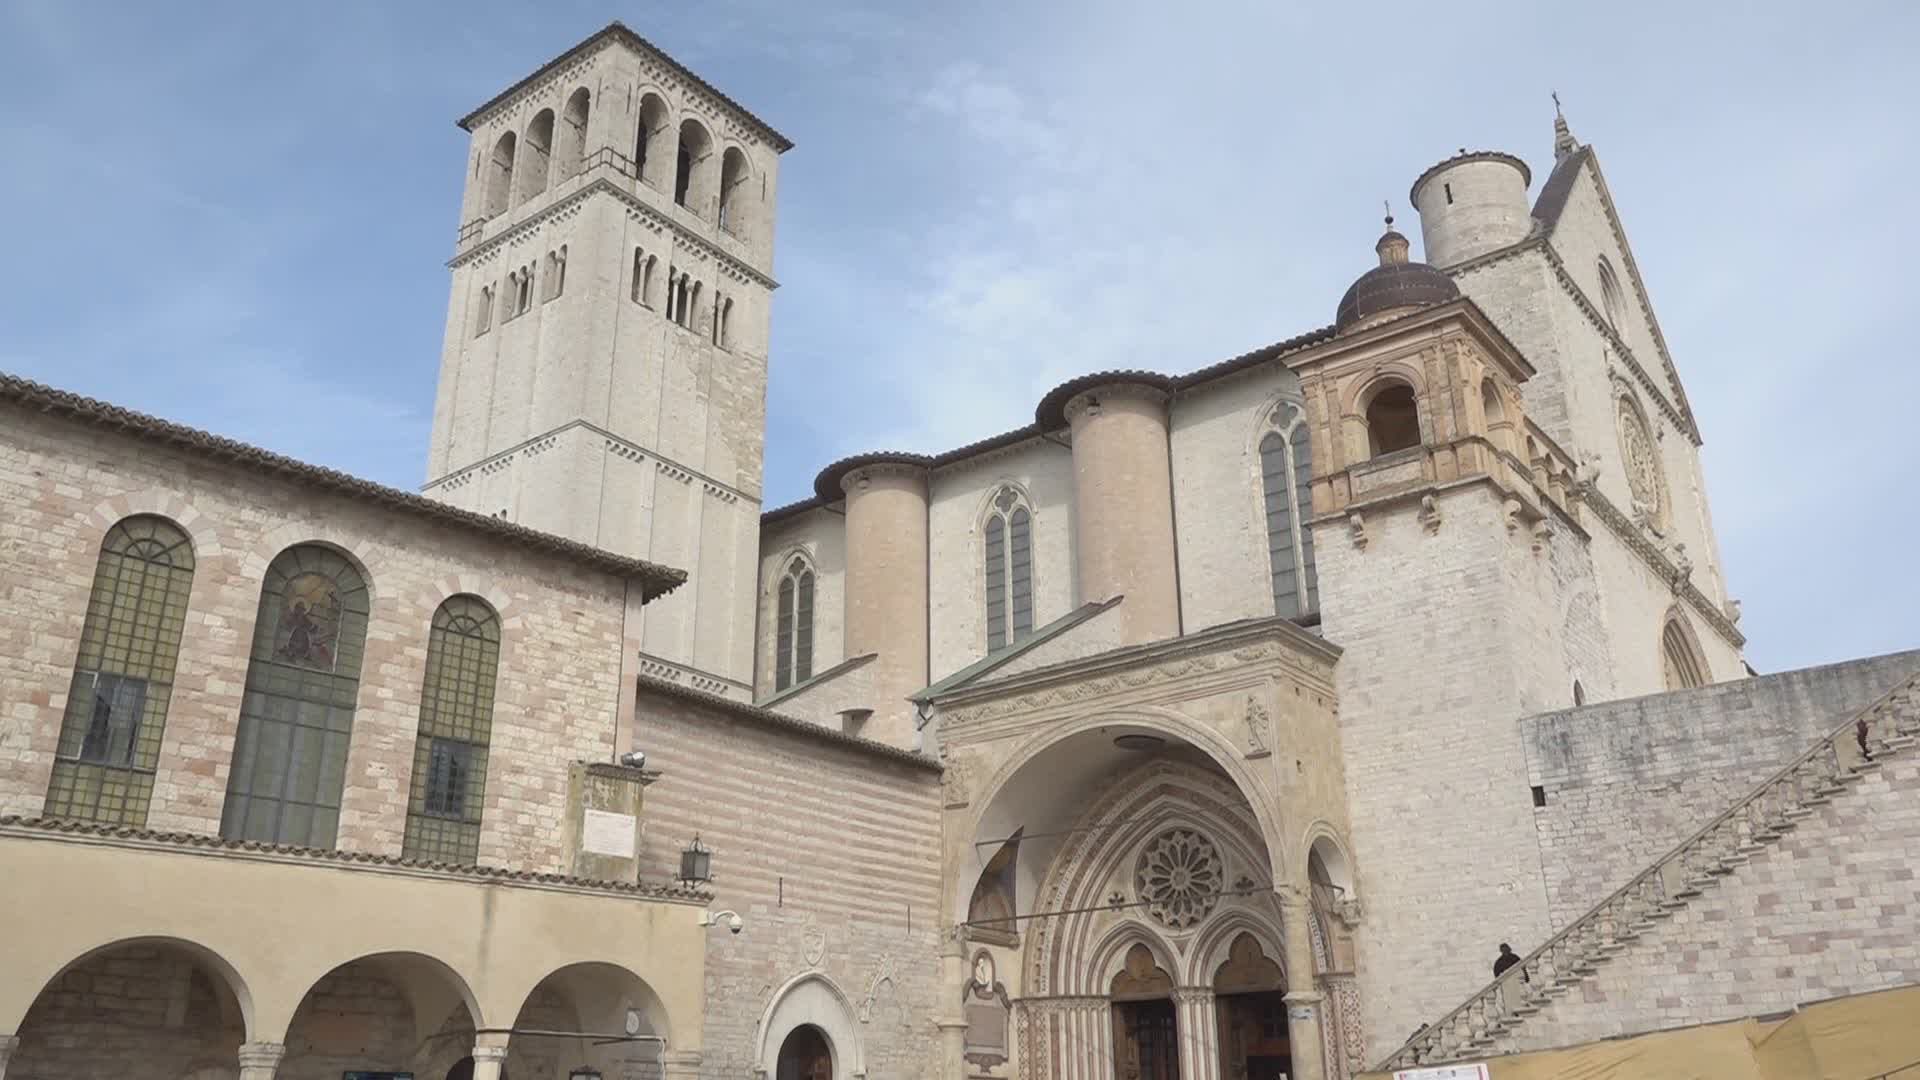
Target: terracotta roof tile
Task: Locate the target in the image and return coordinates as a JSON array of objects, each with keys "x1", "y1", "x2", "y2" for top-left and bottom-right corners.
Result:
[
  {"x1": 0, "y1": 372, "x2": 687, "y2": 600},
  {"x1": 636, "y1": 675, "x2": 942, "y2": 772},
  {"x1": 0, "y1": 815, "x2": 709, "y2": 901}
]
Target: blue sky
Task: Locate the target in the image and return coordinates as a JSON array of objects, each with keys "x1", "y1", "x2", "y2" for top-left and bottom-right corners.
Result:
[{"x1": 2, "y1": 0, "x2": 1914, "y2": 674}]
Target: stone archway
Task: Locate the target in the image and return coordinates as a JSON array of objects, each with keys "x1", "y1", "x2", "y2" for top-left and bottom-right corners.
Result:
[
  {"x1": 9, "y1": 937, "x2": 250, "y2": 1080},
  {"x1": 755, "y1": 973, "x2": 865, "y2": 1080},
  {"x1": 505, "y1": 961, "x2": 670, "y2": 1079},
  {"x1": 279, "y1": 951, "x2": 480, "y2": 1079}
]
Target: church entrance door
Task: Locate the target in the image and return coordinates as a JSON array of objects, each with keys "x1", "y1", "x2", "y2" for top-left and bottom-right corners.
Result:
[
  {"x1": 1111, "y1": 997, "x2": 1180, "y2": 1079},
  {"x1": 1216, "y1": 991, "x2": 1291, "y2": 1080},
  {"x1": 775, "y1": 1024, "x2": 833, "y2": 1080}
]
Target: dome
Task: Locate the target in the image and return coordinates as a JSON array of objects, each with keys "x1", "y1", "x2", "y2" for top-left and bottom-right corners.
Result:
[{"x1": 1334, "y1": 218, "x2": 1460, "y2": 333}]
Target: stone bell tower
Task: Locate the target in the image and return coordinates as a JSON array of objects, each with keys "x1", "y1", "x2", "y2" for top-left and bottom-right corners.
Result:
[
  {"x1": 1299, "y1": 217, "x2": 1595, "y2": 1046},
  {"x1": 421, "y1": 23, "x2": 792, "y2": 698}
]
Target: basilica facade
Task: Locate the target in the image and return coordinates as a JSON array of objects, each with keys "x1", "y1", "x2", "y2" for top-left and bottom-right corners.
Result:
[{"x1": 3, "y1": 20, "x2": 1918, "y2": 1080}]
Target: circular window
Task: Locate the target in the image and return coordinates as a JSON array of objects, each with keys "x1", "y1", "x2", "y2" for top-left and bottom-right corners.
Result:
[
  {"x1": 1135, "y1": 828, "x2": 1224, "y2": 929},
  {"x1": 1615, "y1": 395, "x2": 1667, "y2": 531}
]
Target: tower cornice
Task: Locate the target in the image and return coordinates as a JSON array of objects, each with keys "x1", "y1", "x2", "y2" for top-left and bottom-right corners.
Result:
[
  {"x1": 448, "y1": 172, "x2": 779, "y2": 291},
  {"x1": 456, "y1": 22, "x2": 793, "y2": 153}
]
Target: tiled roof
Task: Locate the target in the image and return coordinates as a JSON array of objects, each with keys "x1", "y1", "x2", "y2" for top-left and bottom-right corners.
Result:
[
  {"x1": 759, "y1": 652, "x2": 878, "y2": 710},
  {"x1": 0, "y1": 815, "x2": 709, "y2": 901},
  {"x1": 457, "y1": 21, "x2": 794, "y2": 152},
  {"x1": 1409, "y1": 149, "x2": 1533, "y2": 205},
  {"x1": 810, "y1": 450, "x2": 935, "y2": 503},
  {"x1": 761, "y1": 324, "x2": 1339, "y2": 524},
  {"x1": 912, "y1": 597, "x2": 1122, "y2": 704},
  {"x1": 1531, "y1": 145, "x2": 1594, "y2": 233},
  {"x1": 635, "y1": 674, "x2": 943, "y2": 772},
  {"x1": 1032, "y1": 370, "x2": 1174, "y2": 430},
  {"x1": 0, "y1": 372, "x2": 687, "y2": 600}
]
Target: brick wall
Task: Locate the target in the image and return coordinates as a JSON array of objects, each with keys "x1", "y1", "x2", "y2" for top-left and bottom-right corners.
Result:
[
  {"x1": 630, "y1": 689, "x2": 943, "y2": 1078},
  {"x1": 0, "y1": 405, "x2": 635, "y2": 874},
  {"x1": 1501, "y1": 744, "x2": 1920, "y2": 1054},
  {"x1": 1523, "y1": 649, "x2": 1920, "y2": 927},
  {"x1": 9, "y1": 944, "x2": 243, "y2": 1080}
]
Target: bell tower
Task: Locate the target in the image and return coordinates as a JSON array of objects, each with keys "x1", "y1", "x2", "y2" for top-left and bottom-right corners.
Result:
[{"x1": 422, "y1": 23, "x2": 792, "y2": 698}]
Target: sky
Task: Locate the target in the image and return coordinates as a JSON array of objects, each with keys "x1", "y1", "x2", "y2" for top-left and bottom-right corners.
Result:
[{"x1": 1, "y1": 0, "x2": 1914, "y2": 675}]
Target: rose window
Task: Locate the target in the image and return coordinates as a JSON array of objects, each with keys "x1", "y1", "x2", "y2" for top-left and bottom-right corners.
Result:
[
  {"x1": 1135, "y1": 829, "x2": 1224, "y2": 929},
  {"x1": 1616, "y1": 396, "x2": 1667, "y2": 530}
]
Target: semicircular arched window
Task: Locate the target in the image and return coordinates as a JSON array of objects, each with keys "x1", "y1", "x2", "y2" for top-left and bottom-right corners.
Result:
[
  {"x1": 774, "y1": 556, "x2": 815, "y2": 692},
  {"x1": 44, "y1": 515, "x2": 196, "y2": 825},
  {"x1": 403, "y1": 595, "x2": 501, "y2": 864},
  {"x1": 220, "y1": 544, "x2": 370, "y2": 848},
  {"x1": 983, "y1": 487, "x2": 1034, "y2": 652},
  {"x1": 1259, "y1": 405, "x2": 1318, "y2": 618}
]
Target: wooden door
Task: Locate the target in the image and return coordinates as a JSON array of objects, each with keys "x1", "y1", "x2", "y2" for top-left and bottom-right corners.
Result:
[
  {"x1": 776, "y1": 1024, "x2": 833, "y2": 1080},
  {"x1": 1217, "y1": 991, "x2": 1291, "y2": 1080},
  {"x1": 1111, "y1": 998, "x2": 1180, "y2": 1080}
]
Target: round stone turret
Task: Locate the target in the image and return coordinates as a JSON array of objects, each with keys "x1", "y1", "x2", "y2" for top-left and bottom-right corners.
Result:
[{"x1": 1408, "y1": 150, "x2": 1533, "y2": 269}]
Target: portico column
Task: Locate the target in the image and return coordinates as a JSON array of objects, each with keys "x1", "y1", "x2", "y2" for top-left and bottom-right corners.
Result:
[
  {"x1": 0, "y1": 1034, "x2": 19, "y2": 1080},
  {"x1": 1173, "y1": 987, "x2": 1222, "y2": 1080},
  {"x1": 936, "y1": 926, "x2": 970, "y2": 1080},
  {"x1": 1282, "y1": 889, "x2": 1330, "y2": 1080},
  {"x1": 469, "y1": 1032, "x2": 510, "y2": 1080},
  {"x1": 237, "y1": 1041, "x2": 287, "y2": 1080},
  {"x1": 660, "y1": 1049, "x2": 703, "y2": 1079}
]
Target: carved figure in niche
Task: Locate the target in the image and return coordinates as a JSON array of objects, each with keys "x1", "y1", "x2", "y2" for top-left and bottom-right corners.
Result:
[
  {"x1": 1244, "y1": 694, "x2": 1272, "y2": 757},
  {"x1": 963, "y1": 948, "x2": 1012, "y2": 1074},
  {"x1": 275, "y1": 573, "x2": 341, "y2": 670}
]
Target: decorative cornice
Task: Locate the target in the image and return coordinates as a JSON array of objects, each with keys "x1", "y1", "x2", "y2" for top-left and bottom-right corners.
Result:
[
  {"x1": 1537, "y1": 244, "x2": 1700, "y2": 445},
  {"x1": 449, "y1": 173, "x2": 778, "y2": 292},
  {"x1": 0, "y1": 816, "x2": 711, "y2": 902},
  {"x1": 1578, "y1": 481, "x2": 1744, "y2": 646},
  {"x1": 1, "y1": 374, "x2": 685, "y2": 599},
  {"x1": 933, "y1": 617, "x2": 1339, "y2": 729},
  {"x1": 457, "y1": 22, "x2": 793, "y2": 152},
  {"x1": 423, "y1": 419, "x2": 762, "y2": 506}
]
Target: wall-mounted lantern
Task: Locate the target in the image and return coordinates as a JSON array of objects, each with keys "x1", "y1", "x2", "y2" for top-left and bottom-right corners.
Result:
[{"x1": 680, "y1": 834, "x2": 712, "y2": 885}]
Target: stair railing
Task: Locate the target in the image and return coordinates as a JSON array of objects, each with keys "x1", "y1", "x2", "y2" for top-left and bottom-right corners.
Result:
[{"x1": 1380, "y1": 671, "x2": 1919, "y2": 1070}]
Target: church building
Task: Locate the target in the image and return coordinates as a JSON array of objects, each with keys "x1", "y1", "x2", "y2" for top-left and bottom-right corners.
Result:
[{"x1": 3, "y1": 21, "x2": 1917, "y2": 1080}]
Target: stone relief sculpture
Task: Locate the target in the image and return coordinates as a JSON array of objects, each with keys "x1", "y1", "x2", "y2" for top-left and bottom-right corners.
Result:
[{"x1": 963, "y1": 949, "x2": 1012, "y2": 1074}]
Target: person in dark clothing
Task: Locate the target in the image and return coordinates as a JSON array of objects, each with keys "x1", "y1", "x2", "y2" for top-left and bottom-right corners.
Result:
[{"x1": 1493, "y1": 942, "x2": 1527, "y2": 982}]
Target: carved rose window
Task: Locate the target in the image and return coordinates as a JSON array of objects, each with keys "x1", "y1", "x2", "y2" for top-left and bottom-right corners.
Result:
[
  {"x1": 1615, "y1": 396, "x2": 1667, "y2": 530},
  {"x1": 1135, "y1": 829, "x2": 1224, "y2": 929}
]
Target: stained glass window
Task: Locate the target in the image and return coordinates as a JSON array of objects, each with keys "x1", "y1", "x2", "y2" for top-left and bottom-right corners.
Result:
[
  {"x1": 774, "y1": 557, "x2": 814, "y2": 692},
  {"x1": 402, "y1": 596, "x2": 499, "y2": 864},
  {"x1": 44, "y1": 516, "x2": 195, "y2": 825},
  {"x1": 220, "y1": 544, "x2": 369, "y2": 848},
  {"x1": 1260, "y1": 406, "x2": 1318, "y2": 618},
  {"x1": 984, "y1": 488, "x2": 1034, "y2": 653}
]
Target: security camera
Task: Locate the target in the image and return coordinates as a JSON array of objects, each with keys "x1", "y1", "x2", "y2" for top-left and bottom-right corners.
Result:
[
  {"x1": 619, "y1": 750, "x2": 646, "y2": 769},
  {"x1": 700, "y1": 909, "x2": 745, "y2": 935}
]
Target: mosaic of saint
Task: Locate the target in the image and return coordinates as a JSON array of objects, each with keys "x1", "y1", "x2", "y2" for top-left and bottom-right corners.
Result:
[{"x1": 275, "y1": 572, "x2": 344, "y2": 670}]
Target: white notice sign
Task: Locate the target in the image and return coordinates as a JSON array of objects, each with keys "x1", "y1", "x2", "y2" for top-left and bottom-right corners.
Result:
[
  {"x1": 581, "y1": 809, "x2": 636, "y2": 858},
  {"x1": 1394, "y1": 1066, "x2": 1489, "y2": 1080}
]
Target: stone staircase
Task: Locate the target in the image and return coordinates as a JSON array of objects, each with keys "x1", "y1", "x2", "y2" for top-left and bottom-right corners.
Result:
[{"x1": 1378, "y1": 671, "x2": 1920, "y2": 1071}]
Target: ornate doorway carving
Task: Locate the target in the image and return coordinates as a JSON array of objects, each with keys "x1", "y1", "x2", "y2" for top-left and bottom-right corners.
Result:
[
  {"x1": 1214, "y1": 933, "x2": 1291, "y2": 1080},
  {"x1": 1110, "y1": 944, "x2": 1180, "y2": 1080}
]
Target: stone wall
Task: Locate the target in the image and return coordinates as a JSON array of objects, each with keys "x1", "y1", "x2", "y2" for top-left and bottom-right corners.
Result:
[
  {"x1": 1315, "y1": 483, "x2": 1558, "y2": 1062},
  {"x1": 1501, "y1": 743, "x2": 1920, "y2": 1055},
  {"x1": 9, "y1": 944, "x2": 244, "y2": 1080},
  {"x1": 0, "y1": 404, "x2": 637, "y2": 874},
  {"x1": 631, "y1": 687, "x2": 944, "y2": 1079},
  {"x1": 1523, "y1": 649, "x2": 1920, "y2": 927}
]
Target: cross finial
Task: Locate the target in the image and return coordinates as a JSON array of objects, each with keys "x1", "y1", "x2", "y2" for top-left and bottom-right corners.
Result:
[
  {"x1": 1552, "y1": 89, "x2": 1562, "y2": 114},
  {"x1": 1383, "y1": 199, "x2": 1394, "y2": 228}
]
